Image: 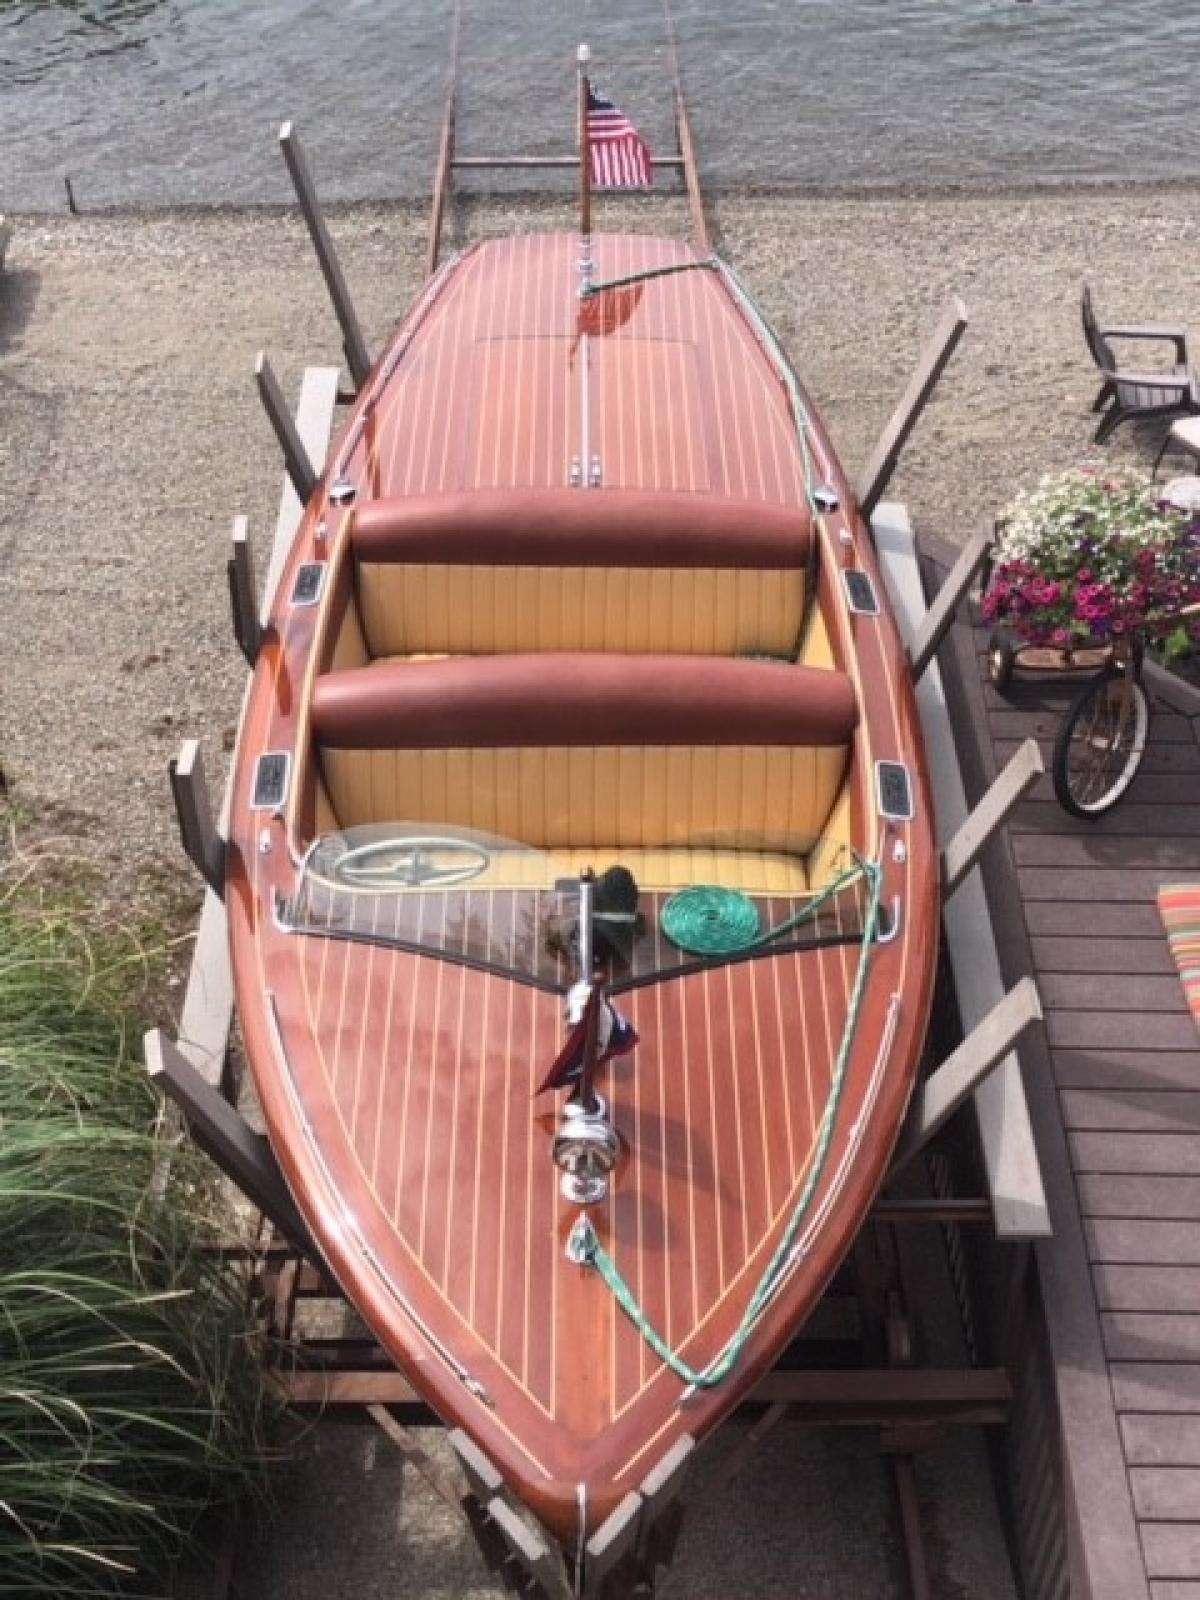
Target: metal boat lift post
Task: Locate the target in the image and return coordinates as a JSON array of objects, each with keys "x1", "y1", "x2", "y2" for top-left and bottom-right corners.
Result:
[{"x1": 425, "y1": 17, "x2": 706, "y2": 279}]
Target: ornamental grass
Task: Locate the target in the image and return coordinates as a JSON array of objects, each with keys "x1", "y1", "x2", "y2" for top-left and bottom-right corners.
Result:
[{"x1": 0, "y1": 867, "x2": 274, "y2": 1596}]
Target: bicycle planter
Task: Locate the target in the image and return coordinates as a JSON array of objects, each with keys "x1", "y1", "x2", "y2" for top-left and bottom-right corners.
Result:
[{"x1": 985, "y1": 624, "x2": 1155, "y2": 821}]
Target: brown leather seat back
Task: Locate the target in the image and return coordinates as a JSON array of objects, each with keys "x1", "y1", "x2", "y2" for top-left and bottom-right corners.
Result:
[
  {"x1": 313, "y1": 654, "x2": 856, "y2": 855},
  {"x1": 349, "y1": 490, "x2": 812, "y2": 658}
]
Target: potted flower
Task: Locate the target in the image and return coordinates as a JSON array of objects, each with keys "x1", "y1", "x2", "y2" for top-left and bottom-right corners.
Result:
[{"x1": 983, "y1": 466, "x2": 1200, "y2": 685}]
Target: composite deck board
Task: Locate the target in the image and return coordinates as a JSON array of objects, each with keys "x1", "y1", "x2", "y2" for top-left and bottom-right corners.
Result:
[
  {"x1": 1077, "y1": 1174, "x2": 1200, "y2": 1219},
  {"x1": 1142, "y1": 1523, "x2": 1200, "y2": 1579},
  {"x1": 1124, "y1": 1415, "x2": 1200, "y2": 1468},
  {"x1": 1025, "y1": 901, "x2": 1171, "y2": 939},
  {"x1": 1034, "y1": 938, "x2": 1177, "y2": 974},
  {"x1": 1088, "y1": 1222, "x2": 1200, "y2": 1266},
  {"x1": 1132, "y1": 1470, "x2": 1200, "y2": 1523},
  {"x1": 1013, "y1": 803, "x2": 1200, "y2": 839},
  {"x1": 1013, "y1": 835, "x2": 1200, "y2": 871},
  {"x1": 1064, "y1": 1091, "x2": 1200, "y2": 1132},
  {"x1": 1097, "y1": 1268, "x2": 1200, "y2": 1312},
  {"x1": 934, "y1": 539, "x2": 1200, "y2": 1600},
  {"x1": 1104, "y1": 1314, "x2": 1200, "y2": 1364},
  {"x1": 988, "y1": 706, "x2": 1197, "y2": 744},
  {"x1": 1072, "y1": 1133, "x2": 1200, "y2": 1174},
  {"x1": 1114, "y1": 1365, "x2": 1200, "y2": 1412},
  {"x1": 1055, "y1": 1050, "x2": 1200, "y2": 1092},
  {"x1": 995, "y1": 737, "x2": 1200, "y2": 776},
  {"x1": 1017, "y1": 867, "x2": 1190, "y2": 902},
  {"x1": 1049, "y1": 1012, "x2": 1198, "y2": 1051},
  {"x1": 1042, "y1": 975, "x2": 1189, "y2": 1014}
]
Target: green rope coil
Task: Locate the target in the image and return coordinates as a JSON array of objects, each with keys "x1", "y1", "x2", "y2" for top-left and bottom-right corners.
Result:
[
  {"x1": 660, "y1": 886, "x2": 761, "y2": 955},
  {"x1": 660, "y1": 858, "x2": 867, "y2": 958}
]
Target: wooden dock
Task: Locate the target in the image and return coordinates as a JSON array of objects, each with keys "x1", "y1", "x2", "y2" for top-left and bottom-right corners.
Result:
[{"x1": 931, "y1": 533, "x2": 1200, "y2": 1600}]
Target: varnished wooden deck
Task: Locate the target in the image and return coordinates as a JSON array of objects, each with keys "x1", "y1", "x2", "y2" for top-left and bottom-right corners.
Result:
[
  {"x1": 933, "y1": 534, "x2": 1200, "y2": 1600},
  {"x1": 226, "y1": 235, "x2": 941, "y2": 1538}
]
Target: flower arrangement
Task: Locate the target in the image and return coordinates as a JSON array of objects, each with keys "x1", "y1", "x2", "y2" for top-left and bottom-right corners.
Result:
[{"x1": 983, "y1": 467, "x2": 1200, "y2": 659}]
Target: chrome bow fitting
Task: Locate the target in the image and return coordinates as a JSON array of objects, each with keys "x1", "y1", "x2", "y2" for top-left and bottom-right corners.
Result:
[{"x1": 553, "y1": 1095, "x2": 620, "y2": 1205}]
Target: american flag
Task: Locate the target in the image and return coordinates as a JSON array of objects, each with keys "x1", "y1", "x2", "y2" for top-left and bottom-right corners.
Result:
[
  {"x1": 535, "y1": 983, "x2": 639, "y2": 1095},
  {"x1": 586, "y1": 83, "x2": 653, "y2": 190}
]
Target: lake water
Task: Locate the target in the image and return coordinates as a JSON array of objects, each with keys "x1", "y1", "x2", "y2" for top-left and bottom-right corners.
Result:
[{"x1": 1, "y1": 0, "x2": 1197, "y2": 211}]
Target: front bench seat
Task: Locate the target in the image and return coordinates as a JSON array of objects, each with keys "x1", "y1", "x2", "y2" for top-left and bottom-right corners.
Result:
[{"x1": 311, "y1": 653, "x2": 857, "y2": 859}]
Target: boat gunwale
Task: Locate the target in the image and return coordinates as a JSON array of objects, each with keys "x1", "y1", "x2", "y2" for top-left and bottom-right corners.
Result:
[{"x1": 224, "y1": 228, "x2": 942, "y2": 1539}]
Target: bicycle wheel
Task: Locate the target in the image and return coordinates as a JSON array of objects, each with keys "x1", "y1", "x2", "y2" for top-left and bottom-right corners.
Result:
[
  {"x1": 1052, "y1": 664, "x2": 1149, "y2": 819},
  {"x1": 987, "y1": 628, "x2": 1019, "y2": 692}
]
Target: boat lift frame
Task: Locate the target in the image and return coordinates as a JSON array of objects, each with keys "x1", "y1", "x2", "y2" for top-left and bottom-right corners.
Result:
[
  {"x1": 424, "y1": 0, "x2": 710, "y2": 279},
  {"x1": 150, "y1": 397, "x2": 1046, "y2": 1600},
  {"x1": 145, "y1": 45, "x2": 1053, "y2": 1596}
]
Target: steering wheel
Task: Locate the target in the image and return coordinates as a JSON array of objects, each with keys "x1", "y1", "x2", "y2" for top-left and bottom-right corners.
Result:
[{"x1": 325, "y1": 835, "x2": 491, "y2": 891}]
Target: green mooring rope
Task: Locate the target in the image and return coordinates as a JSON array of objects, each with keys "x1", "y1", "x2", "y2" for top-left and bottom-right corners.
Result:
[
  {"x1": 660, "y1": 858, "x2": 868, "y2": 957},
  {"x1": 660, "y1": 886, "x2": 761, "y2": 954},
  {"x1": 572, "y1": 856, "x2": 884, "y2": 1391}
]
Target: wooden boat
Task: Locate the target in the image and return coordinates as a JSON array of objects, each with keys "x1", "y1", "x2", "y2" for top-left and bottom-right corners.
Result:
[{"x1": 226, "y1": 228, "x2": 939, "y2": 1546}]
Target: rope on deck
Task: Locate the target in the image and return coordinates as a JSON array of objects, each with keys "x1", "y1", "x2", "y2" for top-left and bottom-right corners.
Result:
[
  {"x1": 660, "y1": 858, "x2": 867, "y2": 957},
  {"x1": 580, "y1": 257, "x2": 720, "y2": 298},
  {"x1": 572, "y1": 854, "x2": 884, "y2": 1391}
]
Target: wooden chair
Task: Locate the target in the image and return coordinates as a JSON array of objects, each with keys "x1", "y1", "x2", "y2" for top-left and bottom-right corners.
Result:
[{"x1": 1082, "y1": 283, "x2": 1199, "y2": 443}]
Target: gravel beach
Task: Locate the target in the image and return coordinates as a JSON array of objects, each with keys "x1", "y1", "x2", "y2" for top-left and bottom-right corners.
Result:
[{"x1": 2, "y1": 181, "x2": 1196, "y2": 1595}]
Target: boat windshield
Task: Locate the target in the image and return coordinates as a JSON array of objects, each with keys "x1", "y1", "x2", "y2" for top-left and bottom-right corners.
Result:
[{"x1": 283, "y1": 823, "x2": 873, "y2": 993}]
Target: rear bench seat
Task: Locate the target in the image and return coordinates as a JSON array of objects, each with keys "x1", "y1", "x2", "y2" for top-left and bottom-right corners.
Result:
[
  {"x1": 310, "y1": 653, "x2": 856, "y2": 892},
  {"x1": 348, "y1": 489, "x2": 812, "y2": 658}
]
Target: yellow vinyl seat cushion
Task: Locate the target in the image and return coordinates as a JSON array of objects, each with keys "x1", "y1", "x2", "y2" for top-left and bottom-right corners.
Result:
[
  {"x1": 348, "y1": 487, "x2": 813, "y2": 657},
  {"x1": 357, "y1": 563, "x2": 806, "y2": 657}
]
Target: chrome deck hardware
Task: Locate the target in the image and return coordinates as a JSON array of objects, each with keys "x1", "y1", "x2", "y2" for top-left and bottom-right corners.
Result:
[{"x1": 553, "y1": 1096, "x2": 620, "y2": 1205}]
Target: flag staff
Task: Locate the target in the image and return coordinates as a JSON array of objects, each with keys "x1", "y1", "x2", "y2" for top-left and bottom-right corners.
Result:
[
  {"x1": 576, "y1": 43, "x2": 593, "y2": 288},
  {"x1": 573, "y1": 869, "x2": 601, "y2": 1112}
]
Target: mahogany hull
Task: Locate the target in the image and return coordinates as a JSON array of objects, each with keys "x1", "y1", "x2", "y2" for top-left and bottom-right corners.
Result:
[{"x1": 226, "y1": 233, "x2": 939, "y2": 1542}]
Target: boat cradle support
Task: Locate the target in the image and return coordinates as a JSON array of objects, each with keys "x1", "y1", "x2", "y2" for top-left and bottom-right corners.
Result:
[
  {"x1": 145, "y1": 1028, "x2": 317, "y2": 1259},
  {"x1": 169, "y1": 738, "x2": 225, "y2": 898},
  {"x1": 149, "y1": 364, "x2": 343, "y2": 1237},
  {"x1": 857, "y1": 298, "x2": 969, "y2": 522},
  {"x1": 908, "y1": 527, "x2": 993, "y2": 683},
  {"x1": 227, "y1": 514, "x2": 263, "y2": 667},
  {"x1": 879, "y1": 732, "x2": 1046, "y2": 1160},
  {"x1": 255, "y1": 351, "x2": 320, "y2": 504},
  {"x1": 876, "y1": 501, "x2": 1051, "y2": 1239},
  {"x1": 278, "y1": 120, "x2": 372, "y2": 392},
  {"x1": 151, "y1": 365, "x2": 1034, "y2": 1596}
]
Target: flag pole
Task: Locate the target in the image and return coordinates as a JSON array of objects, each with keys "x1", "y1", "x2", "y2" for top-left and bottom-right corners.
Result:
[
  {"x1": 574, "y1": 977, "x2": 604, "y2": 1115},
  {"x1": 572, "y1": 867, "x2": 601, "y2": 1111},
  {"x1": 576, "y1": 43, "x2": 593, "y2": 289}
]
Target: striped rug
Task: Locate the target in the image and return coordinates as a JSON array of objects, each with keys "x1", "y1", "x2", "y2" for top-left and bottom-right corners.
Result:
[{"x1": 1157, "y1": 884, "x2": 1200, "y2": 1027}]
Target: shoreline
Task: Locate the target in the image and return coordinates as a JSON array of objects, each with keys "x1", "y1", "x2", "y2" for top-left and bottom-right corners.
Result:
[{"x1": 8, "y1": 171, "x2": 1200, "y2": 224}]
